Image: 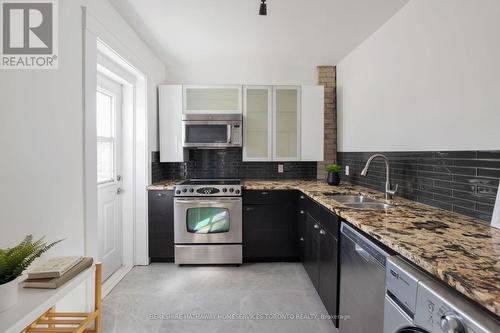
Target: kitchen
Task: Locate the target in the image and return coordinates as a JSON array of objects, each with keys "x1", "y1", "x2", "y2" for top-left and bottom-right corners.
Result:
[{"x1": 0, "y1": 1, "x2": 499, "y2": 333}]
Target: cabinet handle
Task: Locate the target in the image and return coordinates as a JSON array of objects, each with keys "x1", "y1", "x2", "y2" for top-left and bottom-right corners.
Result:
[
  {"x1": 300, "y1": 210, "x2": 305, "y2": 215},
  {"x1": 313, "y1": 224, "x2": 320, "y2": 230},
  {"x1": 300, "y1": 195, "x2": 305, "y2": 199},
  {"x1": 245, "y1": 207, "x2": 254, "y2": 211},
  {"x1": 300, "y1": 237, "x2": 304, "y2": 242},
  {"x1": 157, "y1": 193, "x2": 163, "y2": 197},
  {"x1": 319, "y1": 229, "x2": 326, "y2": 235},
  {"x1": 261, "y1": 192, "x2": 269, "y2": 195}
]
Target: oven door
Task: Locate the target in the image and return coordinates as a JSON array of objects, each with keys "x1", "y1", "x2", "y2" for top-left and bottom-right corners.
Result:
[{"x1": 174, "y1": 197, "x2": 242, "y2": 244}]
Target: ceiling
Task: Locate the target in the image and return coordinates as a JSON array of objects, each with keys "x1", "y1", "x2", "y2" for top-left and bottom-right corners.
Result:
[{"x1": 109, "y1": 0, "x2": 409, "y2": 68}]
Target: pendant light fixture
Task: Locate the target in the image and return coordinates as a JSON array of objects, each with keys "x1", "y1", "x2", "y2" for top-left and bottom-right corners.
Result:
[{"x1": 259, "y1": 0, "x2": 267, "y2": 16}]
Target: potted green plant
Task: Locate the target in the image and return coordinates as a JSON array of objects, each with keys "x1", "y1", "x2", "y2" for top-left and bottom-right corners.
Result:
[
  {"x1": 0, "y1": 235, "x2": 61, "y2": 312},
  {"x1": 325, "y1": 163, "x2": 342, "y2": 186}
]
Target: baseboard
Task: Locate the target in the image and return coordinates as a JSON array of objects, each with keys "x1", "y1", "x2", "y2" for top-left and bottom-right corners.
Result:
[
  {"x1": 150, "y1": 257, "x2": 174, "y2": 263},
  {"x1": 243, "y1": 257, "x2": 300, "y2": 263},
  {"x1": 101, "y1": 265, "x2": 132, "y2": 298}
]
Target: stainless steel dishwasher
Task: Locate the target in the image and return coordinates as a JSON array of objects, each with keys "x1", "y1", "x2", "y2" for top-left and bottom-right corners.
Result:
[{"x1": 339, "y1": 222, "x2": 391, "y2": 333}]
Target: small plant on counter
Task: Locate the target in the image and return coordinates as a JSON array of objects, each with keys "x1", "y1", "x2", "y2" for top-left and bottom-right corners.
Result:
[
  {"x1": 325, "y1": 164, "x2": 342, "y2": 173},
  {"x1": 325, "y1": 163, "x2": 342, "y2": 186},
  {"x1": 0, "y1": 235, "x2": 62, "y2": 311}
]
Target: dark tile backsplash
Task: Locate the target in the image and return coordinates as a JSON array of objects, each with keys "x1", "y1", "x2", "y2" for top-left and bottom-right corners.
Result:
[
  {"x1": 337, "y1": 151, "x2": 500, "y2": 221},
  {"x1": 152, "y1": 149, "x2": 317, "y2": 182}
]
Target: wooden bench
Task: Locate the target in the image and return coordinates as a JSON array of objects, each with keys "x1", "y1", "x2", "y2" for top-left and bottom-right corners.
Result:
[{"x1": 21, "y1": 263, "x2": 102, "y2": 333}]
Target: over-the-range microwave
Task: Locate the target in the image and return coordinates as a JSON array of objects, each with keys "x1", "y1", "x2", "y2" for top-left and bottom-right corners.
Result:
[{"x1": 182, "y1": 114, "x2": 242, "y2": 148}]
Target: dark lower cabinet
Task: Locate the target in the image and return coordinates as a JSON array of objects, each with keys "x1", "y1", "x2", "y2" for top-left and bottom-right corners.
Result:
[
  {"x1": 303, "y1": 213, "x2": 320, "y2": 290},
  {"x1": 318, "y1": 228, "x2": 338, "y2": 325},
  {"x1": 297, "y1": 194, "x2": 340, "y2": 328},
  {"x1": 148, "y1": 190, "x2": 174, "y2": 262},
  {"x1": 243, "y1": 190, "x2": 298, "y2": 261}
]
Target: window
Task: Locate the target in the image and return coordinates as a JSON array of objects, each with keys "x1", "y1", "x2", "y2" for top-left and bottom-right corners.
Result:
[
  {"x1": 186, "y1": 208, "x2": 230, "y2": 234},
  {"x1": 96, "y1": 90, "x2": 116, "y2": 184}
]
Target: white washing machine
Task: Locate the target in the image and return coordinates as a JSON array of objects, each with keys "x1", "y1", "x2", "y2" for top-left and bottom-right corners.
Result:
[{"x1": 384, "y1": 256, "x2": 499, "y2": 333}]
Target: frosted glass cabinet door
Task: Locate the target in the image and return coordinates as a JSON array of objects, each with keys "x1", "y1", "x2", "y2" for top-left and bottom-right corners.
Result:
[
  {"x1": 243, "y1": 86, "x2": 272, "y2": 161},
  {"x1": 273, "y1": 86, "x2": 301, "y2": 160},
  {"x1": 183, "y1": 85, "x2": 242, "y2": 114}
]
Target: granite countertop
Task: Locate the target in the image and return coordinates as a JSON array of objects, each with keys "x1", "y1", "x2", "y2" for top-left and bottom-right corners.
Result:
[
  {"x1": 147, "y1": 179, "x2": 500, "y2": 317},
  {"x1": 147, "y1": 180, "x2": 180, "y2": 191}
]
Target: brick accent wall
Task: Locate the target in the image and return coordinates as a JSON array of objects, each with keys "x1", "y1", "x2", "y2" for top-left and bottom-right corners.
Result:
[{"x1": 317, "y1": 66, "x2": 337, "y2": 180}]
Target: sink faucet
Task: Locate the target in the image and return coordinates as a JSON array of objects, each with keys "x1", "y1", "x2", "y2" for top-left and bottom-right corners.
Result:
[{"x1": 360, "y1": 154, "x2": 399, "y2": 200}]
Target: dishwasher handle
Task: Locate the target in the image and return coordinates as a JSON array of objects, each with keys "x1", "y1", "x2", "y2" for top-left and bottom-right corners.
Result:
[
  {"x1": 341, "y1": 222, "x2": 390, "y2": 267},
  {"x1": 355, "y1": 244, "x2": 373, "y2": 262}
]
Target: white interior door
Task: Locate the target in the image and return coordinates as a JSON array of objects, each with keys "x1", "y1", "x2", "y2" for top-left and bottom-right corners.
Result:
[{"x1": 97, "y1": 73, "x2": 123, "y2": 282}]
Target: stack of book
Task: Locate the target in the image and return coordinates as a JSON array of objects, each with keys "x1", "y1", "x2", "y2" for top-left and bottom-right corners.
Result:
[{"x1": 23, "y1": 256, "x2": 94, "y2": 289}]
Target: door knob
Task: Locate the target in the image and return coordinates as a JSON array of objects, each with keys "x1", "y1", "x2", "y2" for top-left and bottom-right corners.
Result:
[{"x1": 117, "y1": 188, "x2": 123, "y2": 194}]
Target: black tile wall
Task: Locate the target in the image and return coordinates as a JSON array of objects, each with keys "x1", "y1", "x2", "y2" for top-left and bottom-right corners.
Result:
[
  {"x1": 337, "y1": 151, "x2": 500, "y2": 221},
  {"x1": 152, "y1": 149, "x2": 317, "y2": 183}
]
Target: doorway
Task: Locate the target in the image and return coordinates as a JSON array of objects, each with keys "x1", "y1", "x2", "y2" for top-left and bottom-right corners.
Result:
[
  {"x1": 96, "y1": 73, "x2": 124, "y2": 282},
  {"x1": 84, "y1": 14, "x2": 150, "y2": 302}
]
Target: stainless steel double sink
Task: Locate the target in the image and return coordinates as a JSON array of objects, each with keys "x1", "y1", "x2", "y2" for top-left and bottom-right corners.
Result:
[{"x1": 322, "y1": 193, "x2": 394, "y2": 210}]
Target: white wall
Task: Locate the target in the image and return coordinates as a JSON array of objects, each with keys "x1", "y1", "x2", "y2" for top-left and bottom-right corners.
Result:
[
  {"x1": 0, "y1": 0, "x2": 164, "y2": 308},
  {"x1": 337, "y1": 0, "x2": 500, "y2": 152}
]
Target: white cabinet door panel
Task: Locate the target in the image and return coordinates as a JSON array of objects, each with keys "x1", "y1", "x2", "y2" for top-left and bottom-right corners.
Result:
[
  {"x1": 183, "y1": 85, "x2": 242, "y2": 114},
  {"x1": 243, "y1": 86, "x2": 273, "y2": 161},
  {"x1": 273, "y1": 86, "x2": 301, "y2": 161},
  {"x1": 301, "y1": 85, "x2": 324, "y2": 161},
  {"x1": 159, "y1": 85, "x2": 185, "y2": 162}
]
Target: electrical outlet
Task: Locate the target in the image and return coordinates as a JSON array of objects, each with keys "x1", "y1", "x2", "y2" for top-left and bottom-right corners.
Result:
[
  {"x1": 345, "y1": 165, "x2": 350, "y2": 175},
  {"x1": 278, "y1": 164, "x2": 284, "y2": 173}
]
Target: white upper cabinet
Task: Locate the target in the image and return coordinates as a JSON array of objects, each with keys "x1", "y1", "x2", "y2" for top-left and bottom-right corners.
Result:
[
  {"x1": 159, "y1": 85, "x2": 185, "y2": 162},
  {"x1": 183, "y1": 85, "x2": 242, "y2": 114},
  {"x1": 301, "y1": 85, "x2": 324, "y2": 161},
  {"x1": 243, "y1": 86, "x2": 273, "y2": 161},
  {"x1": 242, "y1": 85, "x2": 323, "y2": 162},
  {"x1": 159, "y1": 84, "x2": 323, "y2": 162},
  {"x1": 273, "y1": 86, "x2": 301, "y2": 161}
]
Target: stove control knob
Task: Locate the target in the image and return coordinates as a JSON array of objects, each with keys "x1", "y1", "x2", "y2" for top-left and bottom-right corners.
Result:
[
  {"x1": 175, "y1": 190, "x2": 181, "y2": 195},
  {"x1": 189, "y1": 188, "x2": 194, "y2": 193},
  {"x1": 229, "y1": 188, "x2": 234, "y2": 193},
  {"x1": 439, "y1": 313, "x2": 465, "y2": 333},
  {"x1": 235, "y1": 189, "x2": 240, "y2": 194},
  {"x1": 222, "y1": 188, "x2": 227, "y2": 193},
  {"x1": 182, "y1": 188, "x2": 187, "y2": 193}
]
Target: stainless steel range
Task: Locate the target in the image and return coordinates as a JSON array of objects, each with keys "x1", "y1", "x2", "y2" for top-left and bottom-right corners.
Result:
[{"x1": 173, "y1": 179, "x2": 242, "y2": 264}]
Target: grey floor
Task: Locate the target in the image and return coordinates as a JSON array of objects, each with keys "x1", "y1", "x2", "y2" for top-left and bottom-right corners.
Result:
[{"x1": 102, "y1": 263, "x2": 337, "y2": 333}]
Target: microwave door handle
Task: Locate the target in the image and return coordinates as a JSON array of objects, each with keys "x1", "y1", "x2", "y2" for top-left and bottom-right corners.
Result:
[{"x1": 227, "y1": 124, "x2": 232, "y2": 144}]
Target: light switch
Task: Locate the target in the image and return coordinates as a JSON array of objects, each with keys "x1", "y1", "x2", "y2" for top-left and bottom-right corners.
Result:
[{"x1": 278, "y1": 164, "x2": 284, "y2": 173}]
